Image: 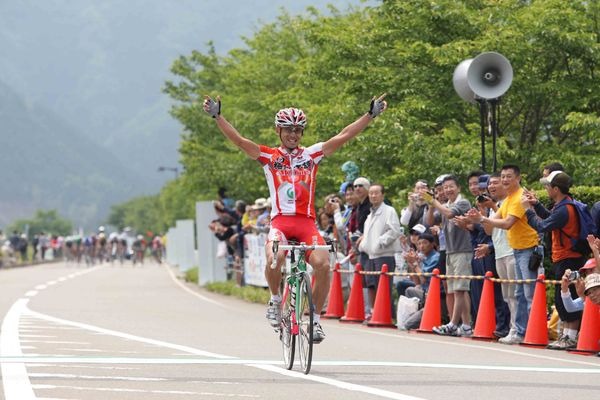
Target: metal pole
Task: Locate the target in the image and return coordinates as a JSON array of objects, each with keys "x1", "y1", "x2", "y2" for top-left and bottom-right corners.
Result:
[{"x1": 477, "y1": 99, "x2": 487, "y2": 172}]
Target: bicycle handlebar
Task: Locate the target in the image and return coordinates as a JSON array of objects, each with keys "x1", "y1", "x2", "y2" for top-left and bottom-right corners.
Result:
[
  {"x1": 276, "y1": 244, "x2": 333, "y2": 251},
  {"x1": 270, "y1": 240, "x2": 336, "y2": 269}
]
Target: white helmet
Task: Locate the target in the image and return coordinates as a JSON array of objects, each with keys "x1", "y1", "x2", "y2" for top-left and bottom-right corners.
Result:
[{"x1": 274, "y1": 107, "x2": 307, "y2": 128}]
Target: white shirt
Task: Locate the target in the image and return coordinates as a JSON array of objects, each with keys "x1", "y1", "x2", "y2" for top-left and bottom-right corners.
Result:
[{"x1": 359, "y1": 203, "x2": 402, "y2": 258}]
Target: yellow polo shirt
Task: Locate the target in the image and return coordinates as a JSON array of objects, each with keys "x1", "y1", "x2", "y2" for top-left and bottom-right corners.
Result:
[{"x1": 498, "y1": 187, "x2": 539, "y2": 249}]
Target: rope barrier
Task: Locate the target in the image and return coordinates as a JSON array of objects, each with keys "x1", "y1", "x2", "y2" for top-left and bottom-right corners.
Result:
[{"x1": 335, "y1": 268, "x2": 561, "y2": 285}]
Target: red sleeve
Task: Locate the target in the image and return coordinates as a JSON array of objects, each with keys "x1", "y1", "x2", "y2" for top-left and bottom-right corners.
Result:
[{"x1": 257, "y1": 145, "x2": 274, "y2": 166}]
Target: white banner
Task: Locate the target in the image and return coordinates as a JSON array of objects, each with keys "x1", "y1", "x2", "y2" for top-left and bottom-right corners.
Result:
[{"x1": 243, "y1": 233, "x2": 269, "y2": 287}]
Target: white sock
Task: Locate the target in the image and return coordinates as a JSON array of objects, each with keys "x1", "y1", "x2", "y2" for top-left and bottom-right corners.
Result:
[
  {"x1": 564, "y1": 328, "x2": 578, "y2": 339},
  {"x1": 313, "y1": 313, "x2": 320, "y2": 324},
  {"x1": 271, "y1": 294, "x2": 281, "y2": 302},
  {"x1": 447, "y1": 322, "x2": 456, "y2": 329}
]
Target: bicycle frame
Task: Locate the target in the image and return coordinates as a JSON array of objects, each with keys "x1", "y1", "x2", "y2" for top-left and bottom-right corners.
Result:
[
  {"x1": 274, "y1": 241, "x2": 334, "y2": 332},
  {"x1": 283, "y1": 250, "x2": 308, "y2": 336}
]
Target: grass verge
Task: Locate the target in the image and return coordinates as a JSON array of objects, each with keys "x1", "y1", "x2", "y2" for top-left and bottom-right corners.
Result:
[
  {"x1": 184, "y1": 267, "x2": 199, "y2": 284},
  {"x1": 205, "y1": 280, "x2": 270, "y2": 304}
]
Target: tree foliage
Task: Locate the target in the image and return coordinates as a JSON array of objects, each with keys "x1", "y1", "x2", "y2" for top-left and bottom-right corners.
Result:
[
  {"x1": 107, "y1": 179, "x2": 198, "y2": 235},
  {"x1": 160, "y1": 0, "x2": 600, "y2": 209},
  {"x1": 7, "y1": 209, "x2": 73, "y2": 237}
]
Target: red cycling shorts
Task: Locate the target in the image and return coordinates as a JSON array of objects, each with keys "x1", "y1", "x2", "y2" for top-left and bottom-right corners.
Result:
[{"x1": 268, "y1": 215, "x2": 325, "y2": 260}]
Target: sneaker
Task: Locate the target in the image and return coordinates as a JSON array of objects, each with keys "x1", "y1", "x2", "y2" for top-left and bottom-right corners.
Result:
[
  {"x1": 458, "y1": 325, "x2": 473, "y2": 338},
  {"x1": 266, "y1": 300, "x2": 282, "y2": 328},
  {"x1": 493, "y1": 329, "x2": 509, "y2": 338},
  {"x1": 498, "y1": 332, "x2": 523, "y2": 345},
  {"x1": 313, "y1": 322, "x2": 326, "y2": 344},
  {"x1": 547, "y1": 334, "x2": 577, "y2": 350},
  {"x1": 432, "y1": 323, "x2": 459, "y2": 336}
]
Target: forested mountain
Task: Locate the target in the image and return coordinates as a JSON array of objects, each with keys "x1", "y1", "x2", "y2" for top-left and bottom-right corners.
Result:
[
  {"x1": 0, "y1": 79, "x2": 144, "y2": 228},
  {"x1": 0, "y1": 0, "x2": 363, "y2": 228}
]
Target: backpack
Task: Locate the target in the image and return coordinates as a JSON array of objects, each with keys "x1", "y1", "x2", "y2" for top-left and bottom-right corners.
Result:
[
  {"x1": 557, "y1": 198, "x2": 597, "y2": 256},
  {"x1": 591, "y1": 201, "x2": 600, "y2": 237}
]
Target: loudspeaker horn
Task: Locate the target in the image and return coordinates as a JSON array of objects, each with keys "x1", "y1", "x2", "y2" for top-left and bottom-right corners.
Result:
[
  {"x1": 452, "y1": 58, "x2": 476, "y2": 103},
  {"x1": 467, "y1": 52, "x2": 513, "y2": 100},
  {"x1": 453, "y1": 52, "x2": 513, "y2": 101}
]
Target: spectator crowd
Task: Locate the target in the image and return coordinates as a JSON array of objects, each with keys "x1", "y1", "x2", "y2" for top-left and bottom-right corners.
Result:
[{"x1": 209, "y1": 161, "x2": 600, "y2": 352}]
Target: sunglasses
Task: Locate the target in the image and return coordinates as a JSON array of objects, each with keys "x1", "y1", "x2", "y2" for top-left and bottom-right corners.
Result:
[
  {"x1": 354, "y1": 184, "x2": 364, "y2": 188},
  {"x1": 281, "y1": 126, "x2": 304, "y2": 134}
]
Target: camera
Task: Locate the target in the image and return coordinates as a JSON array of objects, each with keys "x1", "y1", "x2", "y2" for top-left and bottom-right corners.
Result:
[
  {"x1": 329, "y1": 198, "x2": 339, "y2": 204},
  {"x1": 568, "y1": 271, "x2": 580, "y2": 281},
  {"x1": 476, "y1": 194, "x2": 490, "y2": 203},
  {"x1": 478, "y1": 174, "x2": 490, "y2": 190}
]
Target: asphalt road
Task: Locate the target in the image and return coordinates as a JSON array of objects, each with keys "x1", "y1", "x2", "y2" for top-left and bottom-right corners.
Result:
[{"x1": 1, "y1": 260, "x2": 599, "y2": 400}]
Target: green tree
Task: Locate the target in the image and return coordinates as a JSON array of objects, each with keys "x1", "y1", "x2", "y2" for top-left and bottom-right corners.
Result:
[
  {"x1": 107, "y1": 179, "x2": 198, "y2": 235},
  {"x1": 163, "y1": 0, "x2": 600, "y2": 209},
  {"x1": 8, "y1": 209, "x2": 73, "y2": 237}
]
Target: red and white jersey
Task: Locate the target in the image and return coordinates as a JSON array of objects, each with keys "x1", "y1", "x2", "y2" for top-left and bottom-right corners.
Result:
[{"x1": 257, "y1": 143, "x2": 324, "y2": 219}]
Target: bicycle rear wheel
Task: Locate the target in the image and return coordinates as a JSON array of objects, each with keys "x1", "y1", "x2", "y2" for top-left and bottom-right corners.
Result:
[
  {"x1": 297, "y1": 272, "x2": 314, "y2": 374},
  {"x1": 280, "y1": 284, "x2": 295, "y2": 370}
]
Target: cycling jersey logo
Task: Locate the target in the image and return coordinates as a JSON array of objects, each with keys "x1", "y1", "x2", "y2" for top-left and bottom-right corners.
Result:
[{"x1": 286, "y1": 187, "x2": 295, "y2": 200}]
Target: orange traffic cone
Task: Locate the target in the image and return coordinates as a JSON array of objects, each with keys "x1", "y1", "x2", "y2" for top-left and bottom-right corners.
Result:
[
  {"x1": 324, "y1": 263, "x2": 345, "y2": 319},
  {"x1": 340, "y1": 263, "x2": 365, "y2": 323},
  {"x1": 417, "y1": 268, "x2": 442, "y2": 333},
  {"x1": 521, "y1": 274, "x2": 548, "y2": 347},
  {"x1": 569, "y1": 298, "x2": 600, "y2": 354},
  {"x1": 367, "y1": 264, "x2": 396, "y2": 328},
  {"x1": 472, "y1": 271, "x2": 496, "y2": 340}
]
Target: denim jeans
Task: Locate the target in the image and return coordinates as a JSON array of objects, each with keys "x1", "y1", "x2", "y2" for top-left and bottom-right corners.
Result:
[{"x1": 512, "y1": 246, "x2": 543, "y2": 337}]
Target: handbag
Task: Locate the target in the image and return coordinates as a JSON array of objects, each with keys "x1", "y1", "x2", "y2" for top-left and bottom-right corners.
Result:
[{"x1": 528, "y1": 246, "x2": 543, "y2": 271}]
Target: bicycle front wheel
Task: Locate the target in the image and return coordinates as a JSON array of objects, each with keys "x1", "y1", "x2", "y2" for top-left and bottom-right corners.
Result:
[
  {"x1": 281, "y1": 284, "x2": 295, "y2": 370},
  {"x1": 297, "y1": 272, "x2": 314, "y2": 374}
]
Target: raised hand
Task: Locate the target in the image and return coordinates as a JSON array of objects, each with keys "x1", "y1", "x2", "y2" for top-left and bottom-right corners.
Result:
[
  {"x1": 368, "y1": 93, "x2": 387, "y2": 118},
  {"x1": 203, "y1": 95, "x2": 221, "y2": 118}
]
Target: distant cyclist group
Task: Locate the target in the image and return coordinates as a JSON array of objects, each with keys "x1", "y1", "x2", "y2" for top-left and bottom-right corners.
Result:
[{"x1": 0, "y1": 227, "x2": 165, "y2": 267}]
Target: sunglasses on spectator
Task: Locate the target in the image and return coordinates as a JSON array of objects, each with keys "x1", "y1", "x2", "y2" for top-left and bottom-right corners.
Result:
[{"x1": 354, "y1": 184, "x2": 364, "y2": 188}]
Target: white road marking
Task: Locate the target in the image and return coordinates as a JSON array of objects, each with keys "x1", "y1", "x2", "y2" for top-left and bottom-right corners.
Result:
[
  {"x1": 0, "y1": 298, "x2": 36, "y2": 399},
  {"x1": 29, "y1": 372, "x2": 166, "y2": 381},
  {"x1": 56, "y1": 348, "x2": 103, "y2": 352},
  {"x1": 162, "y1": 263, "x2": 231, "y2": 308},
  {"x1": 57, "y1": 277, "x2": 67, "y2": 282},
  {"x1": 32, "y1": 384, "x2": 259, "y2": 397},
  {"x1": 21, "y1": 335, "x2": 57, "y2": 338},
  {"x1": 46, "y1": 281, "x2": 57, "y2": 286},
  {"x1": 21, "y1": 341, "x2": 90, "y2": 345},
  {"x1": 334, "y1": 325, "x2": 600, "y2": 367},
  {"x1": 35, "y1": 285, "x2": 47, "y2": 290},
  {"x1": 251, "y1": 364, "x2": 427, "y2": 400},
  {"x1": 25, "y1": 291, "x2": 38, "y2": 297},
  {"x1": 3, "y1": 357, "x2": 599, "y2": 374},
  {"x1": 24, "y1": 306, "x2": 234, "y2": 359},
  {"x1": 28, "y1": 363, "x2": 139, "y2": 370}
]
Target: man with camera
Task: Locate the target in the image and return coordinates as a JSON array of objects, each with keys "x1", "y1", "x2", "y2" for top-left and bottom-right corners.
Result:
[
  {"x1": 400, "y1": 179, "x2": 430, "y2": 231},
  {"x1": 559, "y1": 258, "x2": 599, "y2": 312},
  {"x1": 425, "y1": 175, "x2": 474, "y2": 337},
  {"x1": 457, "y1": 171, "x2": 510, "y2": 337},
  {"x1": 470, "y1": 164, "x2": 541, "y2": 345},
  {"x1": 521, "y1": 171, "x2": 589, "y2": 349}
]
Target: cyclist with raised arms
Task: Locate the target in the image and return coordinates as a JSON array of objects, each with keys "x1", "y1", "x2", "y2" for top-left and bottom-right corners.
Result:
[{"x1": 203, "y1": 94, "x2": 387, "y2": 343}]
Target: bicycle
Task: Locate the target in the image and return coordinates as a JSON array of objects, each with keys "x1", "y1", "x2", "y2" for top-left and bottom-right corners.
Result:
[{"x1": 271, "y1": 240, "x2": 335, "y2": 375}]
